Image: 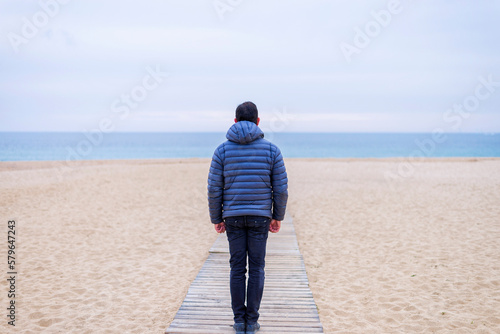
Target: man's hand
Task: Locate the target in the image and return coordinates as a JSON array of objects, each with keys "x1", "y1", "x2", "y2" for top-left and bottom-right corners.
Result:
[
  {"x1": 269, "y1": 219, "x2": 281, "y2": 233},
  {"x1": 214, "y1": 222, "x2": 226, "y2": 233}
]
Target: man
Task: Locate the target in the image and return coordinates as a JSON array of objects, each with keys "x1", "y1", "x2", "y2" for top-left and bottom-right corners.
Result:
[{"x1": 207, "y1": 101, "x2": 288, "y2": 334}]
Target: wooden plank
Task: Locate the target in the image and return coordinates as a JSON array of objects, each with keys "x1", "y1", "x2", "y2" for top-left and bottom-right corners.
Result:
[
  {"x1": 165, "y1": 215, "x2": 324, "y2": 333},
  {"x1": 174, "y1": 312, "x2": 321, "y2": 319},
  {"x1": 169, "y1": 319, "x2": 323, "y2": 326}
]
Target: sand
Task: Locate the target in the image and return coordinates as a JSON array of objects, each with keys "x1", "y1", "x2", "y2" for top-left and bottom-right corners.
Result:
[
  {"x1": 0, "y1": 158, "x2": 499, "y2": 333},
  {"x1": 0, "y1": 159, "x2": 217, "y2": 334},
  {"x1": 287, "y1": 158, "x2": 500, "y2": 333}
]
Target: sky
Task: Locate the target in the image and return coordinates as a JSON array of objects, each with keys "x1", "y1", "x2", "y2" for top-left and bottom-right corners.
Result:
[{"x1": 0, "y1": 0, "x2": 499, "y2": 133}]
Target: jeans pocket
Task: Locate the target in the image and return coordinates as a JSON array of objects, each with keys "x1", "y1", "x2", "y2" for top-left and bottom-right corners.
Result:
[
  {"x1": 247, "y1": 216, "x2": 270, "y2": 228},
  {"x1": 247, "y1": 217, "x2": 270, "y2": 240},
  {"x1": 224, "y1": 216, "x2": 242, "y2": 226}
]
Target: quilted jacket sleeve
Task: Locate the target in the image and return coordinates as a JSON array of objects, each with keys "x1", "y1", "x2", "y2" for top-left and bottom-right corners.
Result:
[
  {"x1": 271, "y1": 146, "x2": 288, "y2": 221},
  {"x1": 207, "y1": 145, "x2": 224, "y2": 224}
]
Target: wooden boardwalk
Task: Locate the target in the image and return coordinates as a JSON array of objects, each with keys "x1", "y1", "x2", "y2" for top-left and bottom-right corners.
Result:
[{"x1": 166, "y1": 216, "x2": 324, "y2": 333}]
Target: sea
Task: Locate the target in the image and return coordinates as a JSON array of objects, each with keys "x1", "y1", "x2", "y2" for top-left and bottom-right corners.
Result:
[{"x1": 0, "y1": 132, "x2": 499, "y2": 161}]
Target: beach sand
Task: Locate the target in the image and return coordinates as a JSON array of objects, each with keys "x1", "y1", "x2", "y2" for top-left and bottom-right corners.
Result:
[
  {"x1": 1, "y1": 158, "x2": 499, "y2": 333},
  {"x1": 287, "y1": 158, "x2": 500, "y2": 333}
]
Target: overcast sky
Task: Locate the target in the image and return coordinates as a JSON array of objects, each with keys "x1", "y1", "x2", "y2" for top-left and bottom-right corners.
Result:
[{"x1": 1, "y1": 0, "x2": 499, "y2": 133}]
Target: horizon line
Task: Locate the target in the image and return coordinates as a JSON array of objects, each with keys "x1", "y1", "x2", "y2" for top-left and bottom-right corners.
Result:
[{"x1": 1, "y1": 130, "x2": 498, "y2": 135}]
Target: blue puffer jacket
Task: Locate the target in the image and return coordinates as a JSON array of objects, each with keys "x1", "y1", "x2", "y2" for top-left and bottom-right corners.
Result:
[{"x1": 207, "y1": 121, "x2": 288, "y2": 224}]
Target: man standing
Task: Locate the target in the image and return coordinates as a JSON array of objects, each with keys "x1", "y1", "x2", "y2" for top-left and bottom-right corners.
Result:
[{"x1": 207, "y1": 101, "x2": 288, "y2": 334}]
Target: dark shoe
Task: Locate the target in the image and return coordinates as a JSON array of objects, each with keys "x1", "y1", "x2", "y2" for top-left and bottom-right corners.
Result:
[
  {"x1": 246, "y1": 322, "x2": 260, "y2": 334},
  {"x1": 233, "y1": 322, "x2": 246, "y2": 334}
]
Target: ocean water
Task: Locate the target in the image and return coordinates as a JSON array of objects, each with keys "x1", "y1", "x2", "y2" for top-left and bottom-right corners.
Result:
[{"x1": 0, "y1": 132, "x2": 499, "y2": 161}]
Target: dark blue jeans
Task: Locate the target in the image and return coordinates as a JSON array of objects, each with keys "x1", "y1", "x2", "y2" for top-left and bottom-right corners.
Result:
[{"x1": 224, "y1": 215, "x2": 270, "y2": 325}]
